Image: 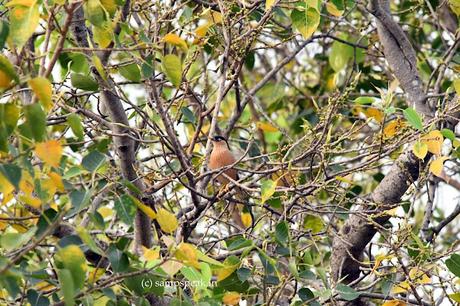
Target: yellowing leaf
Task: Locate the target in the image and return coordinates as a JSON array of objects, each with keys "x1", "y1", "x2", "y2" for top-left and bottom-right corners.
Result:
[
  {"x1": 48, "y1": 172, "x2": 64, "y2": 192},
  {"x1": 429, "y1": 156, "x2": 448, "y2": 177},
  {"x1": 142, "y1": 246, "x2": 160, "y2": 261},
  {"x1": 222, "y1": 292, "x2": 240, "y2": 305},
  {"x1": 93, "y1": 24, "x2": 113, "y2": 48},
  {"x1": 326, "y1": 2, "x2": 343, "y2": 16},
  {"x1": 266, "y1": 0, "x2": 276, "y2": 11},
  {"x1": 35, "y1": 140, "x2": 63, "y2": 168},
  {"x1": 409, "y1": 267, "x2": 431, "y2": 284},
  {"x1": 207, "y1": 10, "x2": 222, "y2": 24},
  {"x1": 19, "y1": 194, "x2": 41, "y2": 208},
  {"x1": 131, "y1": 197, "x2": 157, "y2": 219},
  {"x1": 241, "y1": 212, "x2": 252, "y2": 228},
  {"x1": 8, "y1": 1, "x2": 40, "y2": 50},
  {"x1": 19, "y1": 171, "x2": 33, "y2": 196},
  {"x1": 454, "y1": 79, "x2": 460, "y2": 95},
  {"x1": 421, "y1": 130, "x2": 443, "y2": 156},
  {"x1": 365, "y1": 107, "x2": 383, "y2": 123},
  {"x1": 161, "y1": 259, "x2": 183, "y2": 276},
  {"x1": 88, "y1": 267, "x2": 105, "y2": 284},
  {"x1": 0, "y1": 172, "x2": 15, "y2": 198},
  {"x1": 163, "y1": 33, "x2": 188, "y2": 51},
  {"x1": 92, "y1": 55, "x2": 107, "y2": 81},
  {"x1": 156, "y1": 208, "x2": 178, "y2": 233},
  {"x1": 194, "y1": 23, "x2": 211, "y2": 40},
  {"x1": 175, "y1": 243, "x2": 199, "y2": 268},
  {"x1": 383, "y1": 119, "x2": 405, "y2": 138},
  {"x1": 371, "y1": 254, "x2": 394, "y2": 275},
  {"x1": 291, "y1": 7, "x2": 320, "y2": 39},
  {"x1": 412, "y1": 141, "x2": 428, "y2": 159},
  {"x1": 41, "y1": 178, "x2": 57, "y2": 200},
  {"x1": 217, "y1": 257, "x2": 240, "y2": 281},
  {"x1": 392, "y1": 280, "x2": 410, "y2": 294},
  {"x1": 28, "y1": 77, "x2": 53, "y2": 111},
  {"x1": 256, "y1": 121, "x2": 278, "y2": 132},
  {"x1": 97, "y1": 206, "x2": 113, "y2": 218},
  {"x1": 382, "y1": 300, "x2": 406, "y2": 306}
]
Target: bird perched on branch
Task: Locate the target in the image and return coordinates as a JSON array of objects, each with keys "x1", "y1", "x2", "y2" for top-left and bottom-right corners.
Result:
[{"x1": 209, "y1": 135, "x2": 250, "y2": 229}]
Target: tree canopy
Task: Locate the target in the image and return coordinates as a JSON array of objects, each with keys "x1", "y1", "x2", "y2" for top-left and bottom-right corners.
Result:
[{"x1": 0, "y1": 0, "x2": 460, "y2": 305}]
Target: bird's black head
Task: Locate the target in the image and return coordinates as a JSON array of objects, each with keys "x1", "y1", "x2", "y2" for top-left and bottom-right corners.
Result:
[{"x1": 211, "y1": 135, "x2": 226, "y2": 142}]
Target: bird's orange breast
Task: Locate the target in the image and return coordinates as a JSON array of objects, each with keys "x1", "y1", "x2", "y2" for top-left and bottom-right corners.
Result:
[{"x1": 209, "y1": 146, "x2": 238, "y2": 183}]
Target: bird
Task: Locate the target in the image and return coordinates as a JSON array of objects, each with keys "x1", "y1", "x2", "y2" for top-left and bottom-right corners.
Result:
[{"x1": 209, "y1": 135, "x2": 248, "y2": 229}]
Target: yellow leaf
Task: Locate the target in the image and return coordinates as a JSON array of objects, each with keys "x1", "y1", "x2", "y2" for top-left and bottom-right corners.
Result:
[
  {"x1": 48, "y1": 172, "x2": 64, "y2": 192},
  {"x1": 0, "y1": 214, "x2": 9, "y2": 230},
  {"x1": 0, "y1": 172, "x2": 14, "y2": 196},
  {"x1": 256, "y1": 121, "x2": 278, "y2": 132},
  {"x1": 194, "y1": 23, "x2": 211, "y2": 39},
  {"x1": 409, "y1": 267, "x2": 431, "y2": 284},
  {"x1": 365, "y1": 107, "x2": 383, "y2": 123},
  {"x1": 207, "y1": 10, "x2": 222, "y2": 24},
  {"x1": 19, "y1": 171, "x2": 34, "y2": 195},
  {"x1": 266, "y1": 0, "x2": 276, "y2": 11},
  {"x1": 161, "y1": 259, "x2": 183, "y2": 276},
  {"x1": 383, "y1": 119, "x2": 405, "y2": 138},
  {"x1": 35, "y1": 140, "x2": 63, "y2": 168},
  {"x1": 454, "y1": 79, "x2": 460, "y2": 95},
  {"x1": 412, "y1": 141, "x2": 428, "y2": 159},
  {"x1": 392, "y1": 280, "x2": 410, "y2": 294},
  {"x1": 35, "y1": 280, "x2": 56, "y2": 292},
  {"x1": 217, "y1": 258, "x2": 239, "y2": 281},
  {"x1": 163, "y1": 33, "x2": 188, "y2": 51},
  {"x1": 19, "y1": 194, "x2": 42, "y2": 208},
  {"x1": 131, "y1": 197, "x2": 157, "y2": 219},
  {"x1": 88, "y1": 267, "x2": 105, "y2": 284},
  {"x1": 28, "y1": 77, "x2": 53, "y2": 112},
  {"x1": 326, "y1": 2, "x2": 343, "y2": 16},
  {"x1": 142, "y1": 246, "x2": 160, "y2": 261},
  {"x1": 372, "y1": 254, "x2": 394, "y2": 275},
  {"x1": 6, "y1": 0, "x2": 36, "y2": 7},
  {"x1": 97, "y1": 206, "x2": 113, "y2": 218},
  {"x1": 421, "y1": 130, "x2": 443, "y2": 156},
  {"x1": 92, "y1": 55, "x2": 107, "y2": 81},
  {"x1": 453, "y1": 139, "x2": 460, "y2": 148},
  {"x1": 175, "y1": 243, "x2": 199, "y2": 268},
  {"x1": 429, "y1": 156, "x2": 448, "y2": 177},
  {"x1": 222, "y1": 292, "x2": 240, "y2": 305},
  {"x1": 382, "y1": 300, "x2": 406, "y2": 306},
  {"x1": 241, "y1": 212, "x2": 252, "y2": 228},
  {"x1": 0, "y1": 70, "x2": 13, "y2": 89},
  {"x1": 156, "y1": 208, "x2": 178, "y2": 233},
  {"x1": 93, "y1": 24, "x2": 113, "y2": 48}
]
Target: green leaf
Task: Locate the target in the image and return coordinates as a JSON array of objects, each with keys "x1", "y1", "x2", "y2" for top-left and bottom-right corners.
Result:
[
  {"x1": 7, "y1": 1, "x2": 40, "y2": 50},
  {"x1": 441, "y1": 128, "x2": 455, "y2": 141},
  {"x1": 449, "y1": 292, "x2": 460, "y2": 303},
  {"x1": 84, "y1": 0, "x2": 108, "y2": 27},
  {"x1": 70, "y1": 74, "x2": 99, "y2": 91},
  {"x1": 329, "y1": 37, "x2": 353, "y2": 72},
  {"x1": 107, "y1": 245, "x2": 129, "y2": 272},
  {"x1": 162, "y1": 54, "x2": 182, "y2": 88},
  {"x1": 55, "y1": 245, "x2": 87, "y2": 291},
  {"x1": 403, "y1": 107, "x2": 424, "y2": 131},
  {"x1": 114, "y1": 194, "x2": 137, "y2": 225},
  {"x1": 67, "y1": 113, "x2": 84, "y2": 140},
  {"x1": 0, "y1": 103, "x2": 19, "y2": 151},
  {"x1": 0, "y1": 21, "x2": 9, "y2": 50},
  {"x1": 260, "y1": 179, "x2": 276, "y2": 204},
  {"x1": 69, "y1": 189, "x2": 92, "y2": 213},
  {"x1": 82, "y1": 151, "x2": 106, "y2": 172},
  {"x1": 303, "y1": 214, "x2": 324, "y2": 234},
  {"x1": 57, "y1": 269, "x2": 74, "y2": 306},
  {"x1": 353, "y1": 97, "x2": 374, "y2": 105},
  {"x1": 290, "y1": 5, "x2": 320, "y2": 39},
  {"x1": 26, "y1": 289, "x2": 50, "y2": 306},
  {"x1": 119, "y1": 63, "x2": 141, "y2": 82},
  {"x1": 336, "y1": 283, "x2": 359, "y2": 301},
  {"x1": 24, "y1": 103, "x2": 46, "y2": 141},
  {"x1": 0, "y1": 163, "x2": 21, "y2": 189},
  {"x1": 298, "y1": 287, "x2": 315, "y2": 301},
  {"x1": 275, "y1": 221, "x2": 289, "y2": 246},
  {"x1": 181, "y1": 106, "x2": 196, "y2": 124},
  {"x1": 0, "y1": 227, "x2": 36, "y2": 251},
  {"x1": 446, "y1": 254, "x2": 460, "y2": 278}
]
